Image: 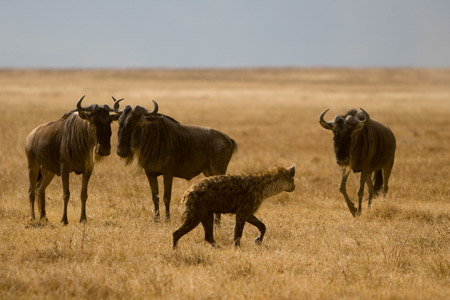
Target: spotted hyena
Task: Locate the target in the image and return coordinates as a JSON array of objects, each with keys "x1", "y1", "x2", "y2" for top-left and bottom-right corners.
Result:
[{"x1": 172, "y1": 165, "x2": 296, "y2": 248}]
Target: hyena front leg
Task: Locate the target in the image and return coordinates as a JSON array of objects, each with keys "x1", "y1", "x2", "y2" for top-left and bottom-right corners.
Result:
[
  {"x1": 234, "y1": 214, "x2": 247, "y2": 247},
  {"x1": 201, "y1": 212, "x2": 218, "y2": 247},
  {"x1": 246, "y1": 214, "x2": 266, "y2": 245}
]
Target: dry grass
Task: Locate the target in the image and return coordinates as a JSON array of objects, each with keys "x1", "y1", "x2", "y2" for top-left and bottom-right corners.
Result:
[{"x1": 1, "y1": 68, "x2": 450, "y2": 299}]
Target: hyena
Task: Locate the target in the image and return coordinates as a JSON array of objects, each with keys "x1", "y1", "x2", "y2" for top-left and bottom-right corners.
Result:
[{"x1": 172, "y1": 165, "x2": 295, "y2": 248}]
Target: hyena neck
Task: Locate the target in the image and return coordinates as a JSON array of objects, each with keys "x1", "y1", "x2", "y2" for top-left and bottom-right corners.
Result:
[{"x1": 259, "y1": 174, "x2": 286, "y2": 199}]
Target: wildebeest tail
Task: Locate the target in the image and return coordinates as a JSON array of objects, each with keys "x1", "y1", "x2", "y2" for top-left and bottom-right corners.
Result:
[{"x1": 373, "y1": 169, "x2": 383, "y2": 196}]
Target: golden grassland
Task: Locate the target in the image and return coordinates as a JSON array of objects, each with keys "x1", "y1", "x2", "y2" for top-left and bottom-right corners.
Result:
[{"x1": 0, "y1": 68, "x2": 449, "y2": 299}]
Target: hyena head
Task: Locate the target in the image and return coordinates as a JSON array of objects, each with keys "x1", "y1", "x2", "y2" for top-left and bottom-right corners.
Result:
[{"x1": 272, "y1": 165, "x2": 296, "y2": 192}]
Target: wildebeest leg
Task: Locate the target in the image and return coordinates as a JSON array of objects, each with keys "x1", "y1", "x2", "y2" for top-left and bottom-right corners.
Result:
[
  {"x1": 145, "y1": 171, "x2": 160, "y2": 221},
  {"x1": 172, "y1": 215, "x2": 201, "y2": 249},
  {"x1": 214, "y1": 213, "x2": 222, "y2": 225},
  {"x1": 339, "y1": 167, "x2": 357, "y2": 217},
  {"x1": 246, "y1": 214, "x2": 266, "y2": 245},
  {"x1": 234, "y1": 214, "x2": 247, "y2": 247},
  {"x1": 201, "y1": 212, "x2": 217, "y2": 247},
  {"x1": 162, "y1": 174, "x2": 173, "y2": 221},
  {"x1": 60, "y1": 166, "x2": 71, "y2": 225},
  {"x1": 79, "y1": 169, "x2": 92, "y2": 223},
  {"x1": 357, "y1": 171, "x2": 369, "y2": 215},
  {"x1": 27, "y1": 159, "x2": 40, "y2": 221},
  {"x1": 382, "y1": 160, "x2": 394, "y2": 197},
  {"x1": 365, "y1": 174, "x2": 375, "y2": 208},
  {"x1": 203, "y1": 168, "x2": 221, "y2": 226},
  {"x1": 36, "y1": 169, "x2": 55, "y2": 222},
  {"x1": 203, "y1": 165, "x2": 228, "y2": 226}
]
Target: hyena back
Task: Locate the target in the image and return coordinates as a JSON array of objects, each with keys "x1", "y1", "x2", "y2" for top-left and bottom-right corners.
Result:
[{"x1": 173, "y1": 165, "x2": 295, "y2": 248}]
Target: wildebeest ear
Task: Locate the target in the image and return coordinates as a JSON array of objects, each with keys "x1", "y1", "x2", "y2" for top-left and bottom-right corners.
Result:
[
  {"x1": 288, "y1": 165, "x2": 295, "y2": 177},
  {"x1": 78, "y1": 111, "x2": 92, "y2": 121}
]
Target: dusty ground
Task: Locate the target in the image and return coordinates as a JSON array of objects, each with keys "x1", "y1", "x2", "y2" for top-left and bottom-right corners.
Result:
[{"x1": 0, "y1": 68, "x2": 449, "y2": 299}]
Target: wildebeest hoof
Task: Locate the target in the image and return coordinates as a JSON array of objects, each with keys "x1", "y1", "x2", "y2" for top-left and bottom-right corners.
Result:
[
  {"x1": 210, "y1": 242, "x2": 220, "y2": 248},
  {"x1": 79, "y1": 218, "x2": 87, "y2": 224},
  {"x1": 40, "y1": 216, "x2": 49, "y2": 223},
  {"x1": 60, "y1": 218, "x2": 68, "y2": 225},
  {"x1": 255, "y1": 237, "x2": 263, "y2": 245},
  {"x1": 153, "y1": 215, "x2": 161, "y2": 223}
]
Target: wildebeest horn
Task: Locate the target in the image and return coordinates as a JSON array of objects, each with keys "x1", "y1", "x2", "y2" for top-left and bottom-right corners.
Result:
[
  {"x1": 359, "y1": 108, "x2": 369, "y2": 122},
  {"x1": 76, "y1": 95, "x2": 86, "y2": 110},
  {"x1": 112, "y1": 96, "x2": 125, "y2": 113},
  {"x1": 319, "y1": 109, "x2": 333, "y2": 130},
  {"x1": 143, "y1": 100, "x2": 159, "y2": 116},
  {"x1": 76, "y1": 95, "x2": 99, "y2": 112}
]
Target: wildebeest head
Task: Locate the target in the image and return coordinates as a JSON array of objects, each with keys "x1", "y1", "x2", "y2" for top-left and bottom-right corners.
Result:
[
  {"x1": 76, "y1": 96, "x2": 123, "y2": 156},
  {"x1": 319, "y1": 108, "x2": 369, "y2": 166},
  {"x1": 114, "y1": 100, "x2": 159, "y2": 158}
]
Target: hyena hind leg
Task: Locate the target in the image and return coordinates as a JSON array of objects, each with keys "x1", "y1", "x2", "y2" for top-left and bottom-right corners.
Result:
[
  {"x1": 246, "y1": 214, "x2": 266, "y2": 245},
  {"x1": 172, "y1": 215, "x2": 201, "y2": 249}
]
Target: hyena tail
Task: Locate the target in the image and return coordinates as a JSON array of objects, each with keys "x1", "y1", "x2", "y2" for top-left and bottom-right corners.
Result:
[{"x1": 373, "y1": 169, "x2": 383, "y2": 196}]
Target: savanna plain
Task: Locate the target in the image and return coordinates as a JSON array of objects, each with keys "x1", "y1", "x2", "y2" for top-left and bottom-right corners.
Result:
[{"x1": 0, "y1": 68, "x2": 449, "y2": 300}]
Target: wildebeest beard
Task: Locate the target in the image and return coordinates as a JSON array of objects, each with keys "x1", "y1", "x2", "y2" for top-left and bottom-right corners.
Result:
[
  {"x1": 116, "y1": 131, "x2": 135, "y2": 165},
  {"x1": 94, "y1": 131, "x2": 112, "y2": 157},
  {"x1": 334, "y1": 132, "x2": 352, "y2": 166}
]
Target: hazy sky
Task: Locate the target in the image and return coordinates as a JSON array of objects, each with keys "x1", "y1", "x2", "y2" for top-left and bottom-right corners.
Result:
[{"x1": 1, "y1": 0, "x2": 449, "y2": 68}]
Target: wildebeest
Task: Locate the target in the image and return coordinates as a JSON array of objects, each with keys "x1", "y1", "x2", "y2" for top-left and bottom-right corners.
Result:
[
  {"x1": 173, "y1": 165, "x2": 296, "y2": 248},
  {"x1": 114, "y1": 100, "x2": 238, "y2": 222},
  {"x1": 319, "y1": 108, "x2": 396, "y2": 217},
  {"x1": 25, "y1": 96, "x2": 122, "y2": 224}
]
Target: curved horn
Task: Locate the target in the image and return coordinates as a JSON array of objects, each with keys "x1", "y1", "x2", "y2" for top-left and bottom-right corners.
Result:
[
  {"x1": 76, "y1": 95, "x2": 86, "y2": 110},
  {"x1": 76, "y1": 95, "x2": 99, "y2": 112},
  {"x1": 319, "y1": 109, "x2": 333, "y2": 130},
  {"x1": 359, "y1": 108, "x2": 370, "y2": 122},
  {"x1": 112, "y1": 96, "x2": 125, "y2": 113},
  {"x1": 143, "y1": 100, "x2": 159, "y2": 116}
]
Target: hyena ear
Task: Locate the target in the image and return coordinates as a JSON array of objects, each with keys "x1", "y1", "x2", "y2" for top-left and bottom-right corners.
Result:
[{"x1": 288, "y1": 165, "x2": 295, "y2": 177}]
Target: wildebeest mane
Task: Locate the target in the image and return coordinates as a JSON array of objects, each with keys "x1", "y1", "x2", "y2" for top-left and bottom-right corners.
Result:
[
  {"x1": 131, "y1": 114, "x2": 194, "y2": 168},
  {"x1": 60, "y1": 111, "x2": 97, "y2": 164}
]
